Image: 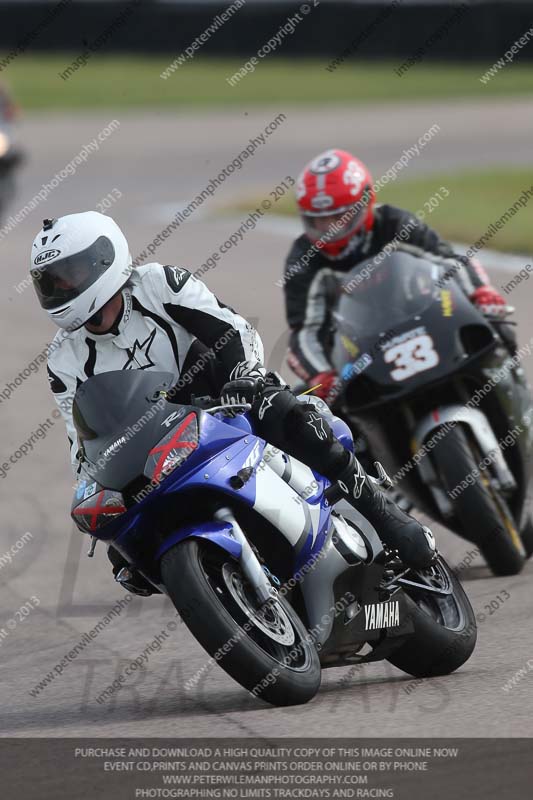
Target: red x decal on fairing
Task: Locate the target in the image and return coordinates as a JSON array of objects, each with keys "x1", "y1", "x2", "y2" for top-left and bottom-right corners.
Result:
[
  {"x1": 73, "y1": 490, "x2": 127, "y2": 531},
  {"x1": 149, "y1": 411, "x2": 198, "y2": 483}
]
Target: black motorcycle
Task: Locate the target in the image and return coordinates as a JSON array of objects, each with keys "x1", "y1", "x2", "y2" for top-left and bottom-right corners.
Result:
[{"x1": 331, "y1": 249, "x2": 533, "y2": 576}]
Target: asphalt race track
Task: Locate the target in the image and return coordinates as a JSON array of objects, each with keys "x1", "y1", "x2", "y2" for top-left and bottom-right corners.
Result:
[{"x1": 0, "y1": 98, "x2": 532, "y2": 738}]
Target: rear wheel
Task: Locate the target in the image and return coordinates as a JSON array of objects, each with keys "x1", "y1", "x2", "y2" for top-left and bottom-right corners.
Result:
[
  {"x1": 161, "y1": 539, "x2": 321, "y2": 706},
  {"x1": 387, "y1": 555, "x2": 476, "y2": 677},
  {"x1": 431, "y1": 425, "x2": 525, "y2": 576}
]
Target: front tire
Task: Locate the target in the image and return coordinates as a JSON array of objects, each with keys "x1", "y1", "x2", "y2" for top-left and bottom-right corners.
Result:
[
  {"x1": 161, "y1": 539, "x2": 321, "y2": 706},
  {"x1": 387, "y1": 555, "x2": 476, "y2": 677},
  {"x1": 430, "y1": 425, "x2": 525, "y2": 576},
  {"x1": 520, "y1": 514, "x2": 533, "y2": 558}
]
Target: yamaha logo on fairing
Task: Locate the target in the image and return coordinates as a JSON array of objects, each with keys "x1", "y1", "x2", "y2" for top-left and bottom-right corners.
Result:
[
  {"x1": 103, "y1": 436, "x2": 126, "y2": 458},
  {"x1": 34, "y1": 249, "x2": 61, "y2": 266},
  {"x1": 364, "y1": 600, "x2": 400, "y2": 630}
]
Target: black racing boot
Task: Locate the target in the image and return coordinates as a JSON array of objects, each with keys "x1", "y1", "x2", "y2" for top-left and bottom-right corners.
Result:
[{"x1": 335, "y1": 455, "x2": 436, "y2": 569}]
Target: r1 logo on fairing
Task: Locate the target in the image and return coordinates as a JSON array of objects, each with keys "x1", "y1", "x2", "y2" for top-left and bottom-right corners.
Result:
[
  {"x1": 161, "y1": 410, "x2": 185, "y2": 428},
  {"x1": 364, "y1": 600, "x2": 400, "y2": 630}
]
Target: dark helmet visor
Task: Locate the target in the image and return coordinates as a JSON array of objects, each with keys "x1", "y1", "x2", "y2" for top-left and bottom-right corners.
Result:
[
  {"x1": 32, "y1": 236, "x2": 115, "y2": 310},
  {"x1": 302, "y1": 187, "x2": 371, "y2": 244}
]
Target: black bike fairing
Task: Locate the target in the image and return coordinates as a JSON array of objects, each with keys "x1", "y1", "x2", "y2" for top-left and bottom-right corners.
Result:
[{"x1": 333, "y1": 251, "x2": 496, "y2": 404}]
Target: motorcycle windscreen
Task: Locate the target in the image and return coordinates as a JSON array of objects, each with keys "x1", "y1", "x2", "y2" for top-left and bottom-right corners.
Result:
[
  {"x1": 333, "y1": 250, "x2": 492, "y2": 396},
  {"x1": 336, "y1": 251, "x2": 437, "y2": 337},
  {"x1": 72, "y1": 370, "x2": 177, "y2": 490}
]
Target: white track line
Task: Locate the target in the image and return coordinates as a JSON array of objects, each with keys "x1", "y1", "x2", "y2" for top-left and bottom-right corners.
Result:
[
  {"x1": 140, "y1": 205, "x2": 530, "y2": 273},
  {"x1": 255, "y1": 214, "x2": 531, "y2": 273}
]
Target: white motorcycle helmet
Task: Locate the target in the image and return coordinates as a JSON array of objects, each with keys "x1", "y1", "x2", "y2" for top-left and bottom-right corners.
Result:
[{"x1": 31, "y1": 211, "x2": 132, "y2": 331}]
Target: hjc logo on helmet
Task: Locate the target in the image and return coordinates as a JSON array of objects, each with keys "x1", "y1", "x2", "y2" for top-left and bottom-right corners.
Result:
[{"x1": 34, "y1": 248, "x2": 61, "y2": 266}]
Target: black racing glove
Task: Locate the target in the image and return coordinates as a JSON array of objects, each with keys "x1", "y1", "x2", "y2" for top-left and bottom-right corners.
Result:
[{"x1": 220, "y1": 376, "x2": 265, "y2": 415}]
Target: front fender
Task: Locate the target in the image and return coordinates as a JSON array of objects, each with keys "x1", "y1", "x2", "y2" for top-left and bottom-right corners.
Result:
[
  {"x1": 414, "y1": 404, "x2": 516, "y2": 491},
  {"x1": 155, "y1": 520, "x2": 242, "y2": 562},
  {"x1": 412, "y1": 403, "x2": 517, "y2": 518}
]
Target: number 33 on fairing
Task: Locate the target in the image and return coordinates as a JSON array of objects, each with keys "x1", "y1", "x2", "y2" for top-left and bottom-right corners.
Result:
[{"x1": 384, "y1": 334, "x2": 440, "y2": 382}]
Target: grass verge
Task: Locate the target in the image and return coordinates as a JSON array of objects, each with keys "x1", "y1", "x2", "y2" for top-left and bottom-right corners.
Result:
[
  {"x1": 228, "y1": 169, "x2": 533, "y2": 254},
  {"x1": 3, "y1": 56, "x2": 533, "y2": 110}
]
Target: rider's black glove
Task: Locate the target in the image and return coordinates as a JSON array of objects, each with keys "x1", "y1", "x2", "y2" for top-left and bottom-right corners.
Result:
[{"x1": 220, "y1": 376, "x2": 265, "y2": 415}]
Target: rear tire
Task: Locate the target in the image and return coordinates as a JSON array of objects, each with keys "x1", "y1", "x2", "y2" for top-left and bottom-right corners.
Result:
[
  {"x1": 387, "y1": 555, "x2": 476, "y2": 677},
  {"x1": 161, "y1": 539, "x2": 321, "y2": 706},
  {"x1": 431, "y1": 425, "x2": 525, "y2": 576}
]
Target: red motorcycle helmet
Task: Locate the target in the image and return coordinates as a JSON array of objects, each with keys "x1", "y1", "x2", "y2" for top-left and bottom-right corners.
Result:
[{"x1": 296, "y1": 149, "x2": 375, "y2": 258}]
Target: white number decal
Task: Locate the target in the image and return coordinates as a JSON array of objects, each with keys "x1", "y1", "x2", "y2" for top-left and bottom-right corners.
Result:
[
  {"x1": 384, "y1": 335, "x2": 439, "y2": 381},
  {"x1": 343, "y1": 160, "x2": 365, "y2": 196}
]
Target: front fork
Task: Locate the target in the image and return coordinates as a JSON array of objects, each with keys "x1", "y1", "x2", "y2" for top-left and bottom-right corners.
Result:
[
  {"x1": 214, "y1": 507, "x2": 277, "y2": 605},
  {"x1": 216, "y1": 462, "x2": 394, "y2": 604}
]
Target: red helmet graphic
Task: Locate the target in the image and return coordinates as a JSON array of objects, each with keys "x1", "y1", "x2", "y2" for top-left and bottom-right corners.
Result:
[{"x1": 296, "y1": 149, "x2": 375, "y2": 258}]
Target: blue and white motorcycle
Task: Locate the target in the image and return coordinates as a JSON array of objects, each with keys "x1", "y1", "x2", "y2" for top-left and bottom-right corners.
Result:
[{"x1": 71, "y1": 370, "x2": 476, "y2": 706}]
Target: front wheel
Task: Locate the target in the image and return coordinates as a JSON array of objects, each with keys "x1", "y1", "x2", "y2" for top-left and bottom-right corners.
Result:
[
  {"x1": 520, "y1": 514, "x2": 533, "y2": 558},
  {"x1": 387, "y1": 555, "x2": 476, "y2": 678},
  {"x1": 161, "y1": 539, "x2": 321, "y2": 706},
  {"x1": 430, "y1": 425, "x2": 525, "y2": 575}
]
